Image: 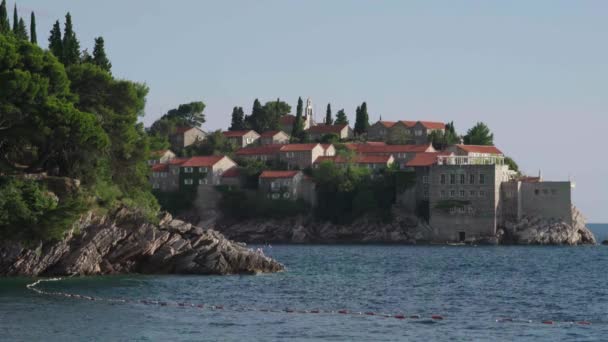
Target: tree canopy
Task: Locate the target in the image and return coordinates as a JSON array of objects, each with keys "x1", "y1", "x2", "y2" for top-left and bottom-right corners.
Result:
[
  {"x1": 354, "y1": 102, "x2": 370, "y2": 135},
  {"x1": 429, "y1": 121, "x2": 460, "y2": 149},
  {"x1": 325, "y1": 103, "x2": 333, "y2": 125},
  {"x1": 463, "y1": 122, "x2": 494, "y2": 145},
  {"x1": 334, "y1": 109, "x2": 348, "y2": 125},
  {"x1": 229, "y1": 106, "x2": 245, "y2": 131}
]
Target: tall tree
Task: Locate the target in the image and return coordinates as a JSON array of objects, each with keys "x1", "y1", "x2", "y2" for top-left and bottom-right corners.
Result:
[
  {"x1": 429, "y1": 121, "x2": 460, "y2": 150},
  {"x1": 354, "y1": 102, "x2": 370, "y2": 135},
  {"x1": 463, "y1": 122, "x2": 494, "y2": 145},
  {"x1": 0, "y1": 0, "x2": 9, "y2": 33},
  {"x1": 48, "y1": 20, "x2": 62, "y2": 59},
  {"x1": 229, "y1": 106, "x2": 245, "y2": 131},
  {"x1": 29, "y1": 12, "x2": 36, "y2": 44},
  {"x1": 15, "y1": 18, "x2": 27, "y2": 40},
  {"x1": 11, "y1": 3, "x2": 16, "y2": 33},
  {"x1": 92, "y1": 36, "x2": 111, "y2": 72},
  {"x1": 246, "y1": 98, "x2": 264, "y2": 131},
  {"x1": 291, "y1": 96, "x2": 305, "y2": 139},
  {"x1": 261, "y1": 98, "x2": 290, "y2": 131},
  {"x1": 62, "y1": 12, "x2": 80, "y2": 66},
  {"x1": 325, "y1": 103, "x2": 333, "y2": 125},
  {"x1": 334, "y1": 109, "x2": 348, "y2": 125}
]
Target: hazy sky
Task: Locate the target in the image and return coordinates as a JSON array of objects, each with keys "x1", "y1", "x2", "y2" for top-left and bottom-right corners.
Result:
[{"x1": 16, "y1": 0, "x2": 608, "y2": 221}]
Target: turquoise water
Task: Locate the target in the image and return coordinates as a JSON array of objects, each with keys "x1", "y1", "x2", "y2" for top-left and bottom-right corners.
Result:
[{"x1": 1, "y1": 227, "x2": 608, "y2": 341}]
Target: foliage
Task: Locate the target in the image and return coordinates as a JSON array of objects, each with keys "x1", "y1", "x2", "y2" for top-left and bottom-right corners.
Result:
[
  {"x1": 15, "y1": 17, "x2": 26, "y2": 40},
  {"x1": 504, "y1": 156, "x2": 519, "y2": 173},
  {"x1": 325, "y1": 103, "x2": 333, "y2": 125},
  {"x1": 217, "y1": 187, "x2": 309, "y2": 220},
  {"x1": 291, "y1": 96, "x2": 305, "y2": 141},
  {"x1": 354, "y1": 102, "x2": 370, "y2": 136},
  {"x1": 334, "y1": 109, "x2": 348, "y2": 125},
  {"x1": 183, "y1": 129, "x2": 236, "y2": 156},
  {"x1": 229, "y1": 106, "x2": 245, "y2": 131},
  {"x1": 387, "y1": 126, "x2": 412, "y2": 145},
  {"x1": 29, "y1": 11, "x2": 36, "y2": 44},
  {"x1": 61, "y1": 13, "x2": 80, "y2": 66},
  {"x1": 233, "y1": 158, "x2": 288, "y2": 189},
  {"x1": 91, "y1": 36, "x2": 111, "y2": 72},
  {"x1": 463, "y1": 122, "x2": 494, "y2": 146},
  {"x1": 319, "y1": 133, "x2": 340, "y2": 144},
  {"x1": 163, "y1": 101, "x2": 206, "y2": 128},
  {"x1": 0, "y1": 0, "x2": 9, "y2": 33},
  {"x1": 429, "y1": 121, "x2": 460, "y2": 149},
  {"x1": 48, "y1": 20, "x2": 62, "y2": 58},
  {"x1": 152, "y1": 187, "x2": 198, "y2": 217}
]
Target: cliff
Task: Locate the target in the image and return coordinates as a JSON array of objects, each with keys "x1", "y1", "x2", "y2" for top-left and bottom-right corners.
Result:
[{"x1": 0, "y1": 207, "x2": 284, "y2": 277}]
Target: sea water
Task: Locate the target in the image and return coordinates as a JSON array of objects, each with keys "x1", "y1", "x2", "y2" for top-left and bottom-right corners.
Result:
[{"x1": 1, "y1": 225, "x2": 607, "y2": 341}]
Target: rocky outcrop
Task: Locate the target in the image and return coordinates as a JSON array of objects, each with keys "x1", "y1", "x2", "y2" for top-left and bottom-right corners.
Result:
[
  {"x1": 499, "y1": 206, "x2": 596, "y2": 245},
  {"x1": 0, "y1": 208, "x2": 284, "y2": 277}
]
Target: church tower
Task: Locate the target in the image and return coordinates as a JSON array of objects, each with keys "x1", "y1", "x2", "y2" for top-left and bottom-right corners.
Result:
[{"x1": 304, "y1": 97, "x2": 314, "y2": 129}]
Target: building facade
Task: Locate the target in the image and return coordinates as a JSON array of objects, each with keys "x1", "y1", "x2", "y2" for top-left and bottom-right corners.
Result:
[
  {"x1": 279, "y1": 143, "x2": 326, "y2": 169},
  {"x1": 260, "y1": 130, "x2": 290, "y2": 145},
  {"x1": 307, "y1": 124, "x2": 354, "y2": 141},
  {"x1": 223, "y1": 130, "x2": 260, "y2": 148},
  {"x1": 169, "y1": 127, "x2": 207, "y2": 150},
  {"x1": 148, "y1": 149, "x2": 176, "y2": 165}
]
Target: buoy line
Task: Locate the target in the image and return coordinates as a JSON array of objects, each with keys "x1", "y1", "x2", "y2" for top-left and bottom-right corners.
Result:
[{"x1": 25, "y1": 278, "x2": 593, "y2": 326}]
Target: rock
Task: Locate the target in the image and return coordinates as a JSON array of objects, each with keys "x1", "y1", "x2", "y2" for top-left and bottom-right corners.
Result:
[
  {"x1": 602, "y1": 240, "x2": 608, "y2": 246},
  {"x1": 0, "y1": 207, "x2": 284, "y2": 277}
]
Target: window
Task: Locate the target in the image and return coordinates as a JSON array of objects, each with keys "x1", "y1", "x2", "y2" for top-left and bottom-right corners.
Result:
[
  {"x1": 450, "y1": 190, "x2": 456, "y2": 197},
  {"x1": 285, "y1": 152, "x2": 295, "y2": 158},
  {"x1": 153, "y1": 172, "x2": 158, "y2": 178},
  {"x1": 479, "y1": 174, "x2": 485, "y2": 184},
  {"x1": 172, "y1": 169, "x2": 179, "y2": 175},
  {"x1": 459, "y1": 190, "x2": 465, "y2": 197},
  {"x1": 184, "y1": 179, "x2": 193, "y2": 185},
  {"x1": 271, "y1": 181, "x2": 280, "y2": 190},
  {"x1": 479, "y1": 190, "x2": 485, "y2": 197},
  {"x1": 467, "y1": 206, "x2": 474, "y2": 214},
  {"x1": 283, "y1": 192, "x2": 290, "y2": 199},
  {"x1": 440, "y1": 190, "x2": 446, "y2": 198},
  {"x1": 184, "y1": 167, "x2": 193, "y2": 173},
  {"x1": 440, "y1": 174, "x2": 446, "y2": 184},
  {"x1": 272, "y1": 193, "x2": 280, "y2": 199},
  {"x1": 199, "y1": 167, "x2": 208, "y2": 173},
  {"x1": 415, "y1": 129, "x2": 423, "y2": 136},
  {"x1": 470, "y1": 190, "x2": 476, "y2": 197},
  {"x1": 152, "y1": 183, "x2": 160, "y2": 189},
  {"x1": 534, "y1": 189, "x2": 540, "y2": 195},
  {"x1": 458, "y1": 207, "x2": 465, "y2": 214},
  {"x1": 423, "y1": 176, "x2": 429, "y2": 184},
  {"x1": 199, "y1": 179, "x2": 207, "y2": 185},
  {"x1": 424, "y1": 188, "x2": 429, "y2": 198},
  {"x1": 449, "y1": 207, "x2": 456, "y2": 214},
  {"x1": 450, "y1": 174, "x2": 456, "y2": 184},
  {"x1": 460, "y1": 174, "x2": 465, "y2": 184}
]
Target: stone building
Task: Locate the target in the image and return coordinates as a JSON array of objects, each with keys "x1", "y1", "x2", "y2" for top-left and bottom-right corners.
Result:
[
  {"x1": 150, "y1": 158, "x2": 187, "y2": 191},
  {"x1": 280, "y1": 98, "x2": 315, "y2": 133},
  {"x1": 258, "y1": 170, "x2": 304, "y2": 201},
  {"x1": 260, "y1": 130, "x2": 290, "y2": 145},
  {"x1": 235, "y1": 145, "x2": 283, "y2": 162},
  {"x1": 222, "y1": 130, "x2": 260, "y2": 148},
  {"x1": 314, "y1": 155, "x2": 395, "y2": 172},
  {"x1": 345, "y1": 143, "x2": 436, "y2": 167},
  {"x1": 180, "y1": 156, "x2": 237, "y2": 187},
  {"x1": 169, "y1": 126, "x2": 207, "y2": 150},
  {"x1": 367, "y1": 120, "x2": 445, "y2": 144},
  {"x1": 279, "y1": 143, "x2": 328, "y2": 169},
  {"x1": 307, "y1": 124, "x2": 354, "y2": 141},
  {"x1": 447, "y1": 144, "x2": 503, "y2": 157}
]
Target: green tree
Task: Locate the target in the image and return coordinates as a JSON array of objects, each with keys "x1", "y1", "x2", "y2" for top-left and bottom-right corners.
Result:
[
  {"x1": 463, "y1": 122, "x2": 494, "y2": 145},
  {"x1": 0, "y1": 0, "x2": 9, "y2": 34},
  {"x1": 229, "y1": 106, "x2": 245, "y2": 131},
  {"x1": 62, "y1": 12, "x2": 80, "y2": 66},
  {"x1": 245, "y1": 98, "x2": 264, "y2": 131},
  {"x1": 334, "y1": 109, "x2": 348, "y2": 125},
  {"x1": 291, "y1": 96, "x2": 305, "y2": 140},
  {"x1": 325, "y1": 103, "x2": 333, "y2": 125},
  {"x1": 92, "y1": 36, "x2": 111, "y2": 72},
  {"x1": 15, "y1": 17, "x2": 27, "y2": 40},
  {"x1": 354, "y1": 102, "x2": 370, "y2": 136},
  {"x1": 184, "y1": 129, "x2": 236, "y2": 156},
  {"x1": 48, "y1": 20, "x2": 62, "y2": 58},
  {"x1": 11, "y1": 3, "x2": 16, "y2": 33},
  {"x1": 29, "y1": 12, "x2": 36, "y2": 44},
  {"x1": 166, "y1": 101, "x2": 206, "y2": 127},
  {"x1": 504, "y1": 156, "x2": 519, "y2": 173},
  {"x1": 261, "y1": 98, "x2": 290, "y2": 131},
  {"x1": 429, "y1": 121, "x2": 460, "y2": 150}
]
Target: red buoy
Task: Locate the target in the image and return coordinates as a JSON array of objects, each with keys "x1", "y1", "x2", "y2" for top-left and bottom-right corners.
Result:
[{"x1": 542, "y1": 320, "x2": 553, "y2": 325}]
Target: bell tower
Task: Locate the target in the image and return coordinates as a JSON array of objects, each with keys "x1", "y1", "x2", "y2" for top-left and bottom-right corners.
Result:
[{"x1": 304, "y1": 97, "x2": 314, "y2": 129}]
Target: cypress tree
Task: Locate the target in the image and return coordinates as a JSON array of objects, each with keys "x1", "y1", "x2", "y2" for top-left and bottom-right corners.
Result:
[
  {"x1": 30, "y1": 12, "x2": 36, "y2": 44},
  {"x1": 246, "y1": 99, "x2": 264, "y2": 132},
  {"x1": 12, "y1": 3, "x2": 16, "y2": 33},
  {"x1": 62, "y1": 12, "x2": 80, "y2": 66},
  {"x1": 0, "y1": 0, "x2": 9, "y2": 34},
  {"x1": 354, "y1": 106, "x2": 361, "y2": 135},
  {"x1": 48, "y1": 20, "x2": 63, "y2": 59},
  {"x1": 292, "y1": 97, "x2": 304, "y2": 140},
  {"x1": 92, "y1": 36, "x2": 112, "y2": 72},
  {"x1": 229, "y1": 106, "x2": 245, "y2": 131},
  {"x1": 354, "y1": 102, "x2": 370, "y2": 135},
  {"x1": 15, "y1": 17, "x2": 27, "y2": 40},
  {"x1": 325, "y1": 103, "x2": 333, "y2": 125}
]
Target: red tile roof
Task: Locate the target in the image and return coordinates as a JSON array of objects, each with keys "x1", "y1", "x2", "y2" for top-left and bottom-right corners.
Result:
[
  {"x1": 260, "y1": 130, "x2": 287, "y2": 138},
  {"x1": 259, "y1": 170, "x2": 300, "y2": 179},
  {"x1": 456, "y1": 144, "x2": 503, "y2": 155},
  {"x1": 315, "y1": 155, "x2": 393, "y2": 164},
  {"x1": 174, "y1": 126, "x2": 194, "y2": 134},
  {"x1": 222, "y1": 167, "x2": 240, "y2": 178},
  {"x1": 151, "y1": 164, "x2": 169, "y2": 172},
  {"x1": 346, "y1": 143, "x2": 435, "y2": 154},
  {"x1": 181, "y1": 156, "x2": 225, "y2": 167},
  {"x1": 518, "y1": 176, "x2": 541, "y2": 183},
  {"x1": 405, "y1": 152, "x2": 452, "y2": 167},
  {"x1": 279, "y1": 115, "x2": 296, "y2": 125},
  {"x1": 378, "y1": 121, "x2": 396, "y2": 128},
  {"x1": 223, "y1": 130, "x2": 257, "y2": 137},
  {"x1": 375, "y1": 120, "x2": 445, "y2": 129},
  {"x1": 398, "y1": 120, "x2": 417, "y2": 128},
  {"x1": 168, "y1": 158, "x2": 188, "y2": 165},
  {"x1": 418, "y1": 121, "x2": 446, "y2": 130},
  {"x1": 235, "y1": 145, "x2": 283, "y2": 155},
  {"x1": 307, "y1": 124, "x2": 348, "y2": 134},
  {"x1": 280, "y1": 143, "x2": 320, "y2": 152}
]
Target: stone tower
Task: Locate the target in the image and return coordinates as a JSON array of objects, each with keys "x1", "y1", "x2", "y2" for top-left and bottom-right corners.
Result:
[{"x1": 304, "y1": 97, "x2": 314, "y2": 129}]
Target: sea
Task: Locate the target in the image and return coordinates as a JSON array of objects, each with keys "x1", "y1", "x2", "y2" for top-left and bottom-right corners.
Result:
[{"x1": 1, "y1": 224, "x2": 607, "y2": 341}]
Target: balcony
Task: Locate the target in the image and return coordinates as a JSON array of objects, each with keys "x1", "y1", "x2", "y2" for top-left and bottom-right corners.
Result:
[{"x1": 437, "y1": 155, "x2": 504, "y2": 166}]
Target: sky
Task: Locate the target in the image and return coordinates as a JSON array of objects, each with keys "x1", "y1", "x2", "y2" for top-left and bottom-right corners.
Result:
[{"x1": 14, "y1": 0, "x2": 608, "y2": 222}]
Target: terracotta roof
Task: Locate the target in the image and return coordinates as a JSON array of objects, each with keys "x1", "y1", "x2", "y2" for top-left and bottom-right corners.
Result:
[
  {"x1": 398, "y1": 120, "x2": 417, "y2": 128},
  {"x1": 260, "y1": 130, "x2": 287, "y2": 138},
  {"x1": 365, "y1": 141, "x2": 387, "y2": 146},
  {"x1": 235, "y1": 145, "x2": 283, "y2": 155},
  {"x1": 346, "y1": 143, "x2": 435, "y2": 154},
  {"x1": 151, "y1": 164, "x2": 169, "y2": 172},
  {"x1": 181, "y1": 156, "x2": 225, "y2": 167},
  {"x1": 518, "y1": 176, "x2": 541, "y2": 183},
  {"x1": 315, "y1": 155, "x2": 393, "y2": 164},
  {"x1": 279, "y1": 115, "x2": 296, "y2": 125},
  {"x1": 405, "y1": 152, "x2": 452, "y2": 167},
  {"x1": 150, "y1": 149, "x2": 171, "y2": 157},
  {"x1": 223, "y1": 130, "x2": 257, "y2": 137},
  {"x1": 280, "y1": 143, "x2": 320, "y2": 152},
  {"x1": 378, "y1": 121, "x2": 396, "y2": 128},
  {"x1": 307, "y1": 124, "x2": 348, "y2": 134},
  {"x1": 259, "y1": 170, "x2": 300, "y2": 179},
  {"x1": 418, "y1": 121, "x2": 446, "y2": 130},
  {"x1": 168, "y1": 158, "x2": 188, "y2": 165},
  {"x1": 222, "y1": 167, "x2": 240, "y2": 178},
  {"x1": 456, "y1": 144, "x2": 503, "y2": 155},
  {"x1": 174, "y1": 126, "x2": 194, "y2": 134}
]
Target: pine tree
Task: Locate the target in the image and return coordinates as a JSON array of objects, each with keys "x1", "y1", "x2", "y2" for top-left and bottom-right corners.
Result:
[
  {"x1": 30, "y1": 12, "x2": 36, "y2": 44},
  {"x1": 291, "y1": 97, "x2": 304, "y2": 140},
  {"x1": 229, "y1": 106, "x2": 245, "y2": 131},
  {"x1": 334, "y1": 109, "x2": 348, "y2": 125},
  {"x1": 15, "y1": 17, "x2": 27, "y2": 40},
  {"x1": 92, "y1": 36, "x2": 111, "y2": 72},
  {"x1": 12, "y1": 3, "x2": 16, "y2": 33},
  {"x1": 62, "y1": 12, "x2": 80, "y2": 66},
  {"x1": 0, "y1": 0, "x2": 9, "y2": 34},
  {"x1": 325, "y1": 103, "x2": 333, "y2": 125},
  {"x1": 48, "y1": 20, "x2": 63, "y2": 59}
]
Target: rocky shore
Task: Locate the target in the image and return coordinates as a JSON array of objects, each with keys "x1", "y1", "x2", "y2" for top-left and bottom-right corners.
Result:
[
  {"x1": 0, "y1": 208, "x2": 284, "y2": 277},
  {"x1": 209, "y1": 206, "x2": 596, "y2": 246}
]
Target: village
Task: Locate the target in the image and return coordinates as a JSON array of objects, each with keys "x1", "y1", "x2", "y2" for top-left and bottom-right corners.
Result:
[{"x1": 148, "y1": 99, "x2": 574, "y2": 243}]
